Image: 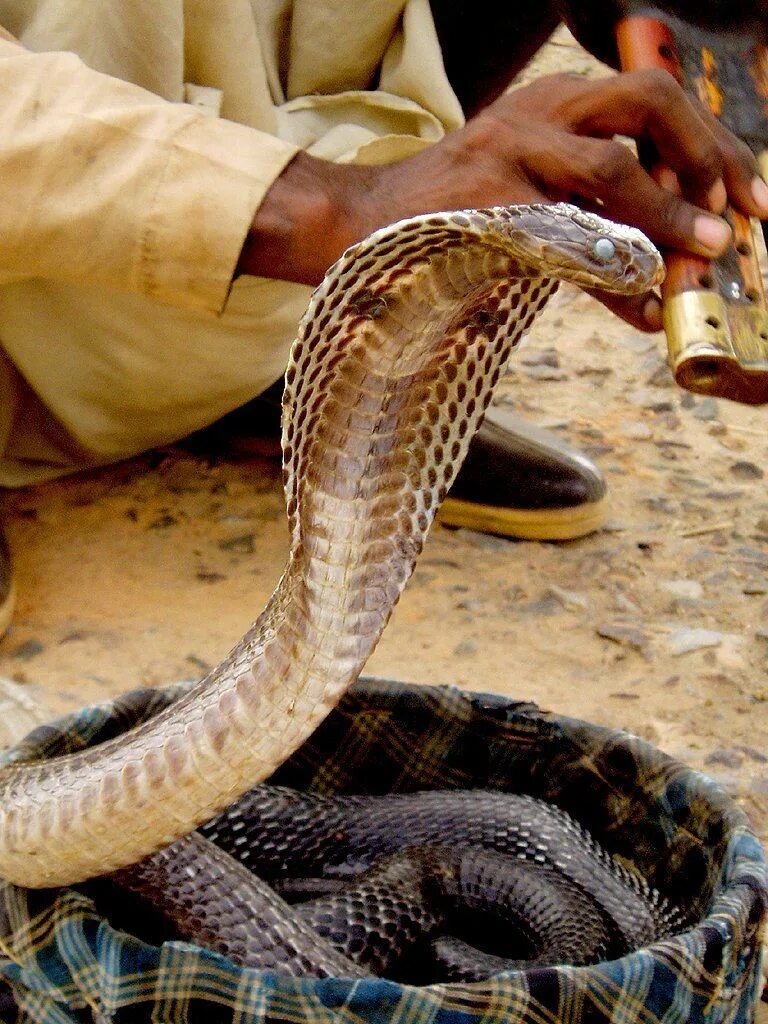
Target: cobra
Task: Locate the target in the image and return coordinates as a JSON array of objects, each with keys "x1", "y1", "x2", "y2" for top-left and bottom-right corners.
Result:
[{"x1": 0, "y1": 203, "x2": 663, "y2": 889}]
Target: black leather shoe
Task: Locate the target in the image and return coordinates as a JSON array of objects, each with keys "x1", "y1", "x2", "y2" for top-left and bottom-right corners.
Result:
[
  {"x1": 188, "y1": 390, "x2": 607, "y2": 542},
  {"x1": 0, "y1": 525, "x2": 14, "y2": 638},
  {"x1": 439, "y1": 411, "x2": 607, "y2": 541}
]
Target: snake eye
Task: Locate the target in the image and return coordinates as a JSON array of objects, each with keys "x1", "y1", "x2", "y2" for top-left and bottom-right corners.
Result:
[{"x1": 593, "y1": 238, "x2": 616, "y2": 262}]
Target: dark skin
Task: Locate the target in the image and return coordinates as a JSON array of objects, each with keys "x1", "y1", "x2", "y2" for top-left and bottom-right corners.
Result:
[{"x1": 237, "y1": 69, "x2": 768, "y2": 332}]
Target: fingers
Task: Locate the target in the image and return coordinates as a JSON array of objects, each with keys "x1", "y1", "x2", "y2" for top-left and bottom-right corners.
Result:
[
  {"x1": 523, "y1": 134, "x2": 734, "y2": 259},
  {"x1": 526, "y1": 71, "x2": 768, "y2": 223},
  {"x1": 701, "y1": 109, "x2": 768, "y2": 219},
  {"x1": 587, "y1": 287, "x2": 664, "y2": 333}
]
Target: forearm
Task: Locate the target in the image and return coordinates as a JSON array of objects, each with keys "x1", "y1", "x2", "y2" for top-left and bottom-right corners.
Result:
[
  {"x1": 237, "y1": 153, "x2": 377, "y2": 286},
  {"x1": 0, "y1": 32, "x2": 297, "y2": 313}
]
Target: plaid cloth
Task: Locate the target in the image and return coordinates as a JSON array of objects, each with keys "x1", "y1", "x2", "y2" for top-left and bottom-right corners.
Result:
[{"x1": 0, "y1": 677, "x2": 765, "y2": 1024}]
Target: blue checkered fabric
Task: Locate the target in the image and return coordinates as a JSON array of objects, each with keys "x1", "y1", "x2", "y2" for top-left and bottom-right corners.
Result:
[{"x1": 0, "y1": 677, "x2": 765, "y2": 1024}]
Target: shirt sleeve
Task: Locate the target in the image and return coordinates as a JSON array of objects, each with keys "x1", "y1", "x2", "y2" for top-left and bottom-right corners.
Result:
[{"x1": 0, "y1": 30, "x2": 299, "y2": 314}]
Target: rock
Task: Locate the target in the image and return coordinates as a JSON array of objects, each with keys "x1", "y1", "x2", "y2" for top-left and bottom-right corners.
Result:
[
  {"x1": 705, "y1": 747, "x2": 744, "y2": 769},
  {"x1": 667, "y1": 628, "x2": 724, "y2": 656},
  {"x1": 743, "y1": 579, "x2": 768, "y2": 595},
  {"x1": 147, "y1": 512, "x2": 178, "y2": 529},
  {"x1": 522, "y1": 364, "x2": 568, "y2": 381},
  {"x1": 692, "y1": 397, "x2": 719, "y2": 421},
  {"x1": 756, "y1": 516, "x2": 768, "y2": 533},
  {"x1": 547, "y1": 584, "x2": 589, "y2": 610},
  {"x1": 646, "y1": 363, "x2": 675, "y2": 387},
  {"x1": 660, "y1": 579, "x2": 703, "y2": 600},
  {"x1": 620, "y1": 421, "x2": 653, "y2": 440},
  {"x1": 595, "y1": 622, "x2": 649, "y2": 651},
  {"x1": 735, "y1": 745, "x2": 768, "y2": 764},
  {"x1": 521, "y1": 349, "x2": 559, "y2": 368},
  {"x1": 11, "y1": 640, "x2": 45, "y2": 661},
  {"x1": 454, "y1": 639, "x2": 479, "y2": 657},
  {"x1": 218, "y1": 533, "x2": 256, "y2": 554},
  {"x1": 729, "y1": 461, "x2": 764, "y2": 481},
  {"x1": 680, "y1": 392, "x2": 696, "y2": 409}
]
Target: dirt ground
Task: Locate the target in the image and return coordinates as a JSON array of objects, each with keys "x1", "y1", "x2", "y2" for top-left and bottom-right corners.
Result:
[{"x1": 0, "y1": 27, "x2": 766, "y2": 1011}]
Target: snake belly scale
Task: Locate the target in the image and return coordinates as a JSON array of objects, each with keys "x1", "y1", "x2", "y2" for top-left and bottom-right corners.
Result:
[{"x1": 0, "y1": 203, "x2": 663, "y2": 894}]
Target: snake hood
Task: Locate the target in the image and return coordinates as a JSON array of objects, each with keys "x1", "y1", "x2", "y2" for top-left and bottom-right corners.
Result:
[{"x1": 350, "y1": 203, "x2": 664, "y2": 296}]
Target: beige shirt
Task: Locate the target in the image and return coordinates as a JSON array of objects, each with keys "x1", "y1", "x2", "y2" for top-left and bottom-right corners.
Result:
[{"x1": 0, "y1": 0, "x2": 464, "y2": 486}]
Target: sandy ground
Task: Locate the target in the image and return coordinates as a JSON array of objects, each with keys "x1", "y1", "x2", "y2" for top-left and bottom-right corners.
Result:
[{"x1": 0, "y1": 27, "x2": 765, "y2": 1014}]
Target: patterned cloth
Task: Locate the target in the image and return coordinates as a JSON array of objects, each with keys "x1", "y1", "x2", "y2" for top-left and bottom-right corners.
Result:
[{"x1": 0, "y1": 677, "x2": 765, "y2": 1024}]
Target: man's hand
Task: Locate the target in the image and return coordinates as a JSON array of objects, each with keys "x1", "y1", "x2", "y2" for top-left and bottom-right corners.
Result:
[{"x1": 238, "y1": 69, "x2": 768, "y2": 330}]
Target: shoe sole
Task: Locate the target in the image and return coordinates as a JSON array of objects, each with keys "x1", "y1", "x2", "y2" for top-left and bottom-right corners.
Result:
[
  {"x1": 437, "y1": 494, "x2": 609, "y2": 541},
  {"x1": 0, "y1": 578, "x2": 15, "y2": 640}
]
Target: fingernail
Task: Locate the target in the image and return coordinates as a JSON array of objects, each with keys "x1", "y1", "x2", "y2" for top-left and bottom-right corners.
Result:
[
  {"x1": 751, "y1": 175, "x2": 768, "y2": 215},
  {"x1": 694, "y1": 215, "x2": 731, "y2": 254},
  {"x1": 706, "y1": 178, "x2": 727, "y2": 213},
  {"x1": 642, "y1": 295, "x2": 663, "y2": 331},
  {"x1": 658, "y1": 167, "x2": 681, "y2": 195}
]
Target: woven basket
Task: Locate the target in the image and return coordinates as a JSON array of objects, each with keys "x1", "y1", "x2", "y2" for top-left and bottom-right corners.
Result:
[{"x1": 0, "y1": 677, "x2": 765, "y2": 1024}]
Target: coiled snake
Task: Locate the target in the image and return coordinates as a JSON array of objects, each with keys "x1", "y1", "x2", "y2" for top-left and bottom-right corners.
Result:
[{"x1": 0, "y1": 204, "x2": 665, "y2": 976}]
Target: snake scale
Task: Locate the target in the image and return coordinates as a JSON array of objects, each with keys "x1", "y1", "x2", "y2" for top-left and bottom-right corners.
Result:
[{"x1": 0, "y1": 203, "x2": 665, "y2": 977}]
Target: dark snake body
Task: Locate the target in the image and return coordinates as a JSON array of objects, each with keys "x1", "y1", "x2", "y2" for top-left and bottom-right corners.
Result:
[{"x1": 103, "y1": 786, "x2": 684, "y2": 983}]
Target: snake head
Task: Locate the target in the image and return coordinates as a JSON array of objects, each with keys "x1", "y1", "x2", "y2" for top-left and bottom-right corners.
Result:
[{"x1": 489, "y1": 202, "x2": 665, "y2": 295}]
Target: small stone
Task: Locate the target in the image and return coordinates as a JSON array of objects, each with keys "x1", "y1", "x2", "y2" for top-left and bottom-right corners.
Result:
[
  {"x1": 620, "y1": 421, "x2": 653, "y2": 440},
  {"x1": 646, "y1": 363, "x2": 675, "y2": 387},
  {"x1": 729, "y1": 460, "x2": 764, "y2": 481},
  {"x1": 705, "y1": 747, "x2": 744, "y2": 769},
  {"x1": 147, "y1": 512, "x2": 178, "y2": 530},
  {"x1": 735, "y1": 745, "x2": 768, "y2": 764},
  {"x1": 756, "y1": 516, "x2": 768, "y2": 533},
  {"x1": 454, "y1": 639, "x2": 479, "y2": 657},
  {"x1": 218, "y1": 533, "x2": 256, "y2": 554},
  {"x1": 660, "y1": 579, "x2": 703, "y2": 600},
  {"x1": 680, "y1": 392, "x2": 696, "y2": 409},
  {"x1": 667, "y1": 628, "x2": 724, "y2": 656},
  {"x1": 196, "y1": 569, "x2": 226, "y2": 583},
  {"x1": 11, "y1": 639, "x2": 45, "y2": 661},
  {"x1": 743, "y1": 578, "x2": 768, "y2": 595},
  {"x1": 601, "y1": 519, "x2": 627, "y2": 533},
  {"x1": 575, "y1": 364, "x2": 613, "y2": 377},
  {"x1": 708, "y1": 422, "x2": 727, "y2": 437},
  {"x1": 522, "y1": 364, "x2": 568, "y2": 381},
  {"x1": 521, "y1": 349, "x2": 560, "y2": 368},
  {"x1": 595, "y1": 622, "x2": 649, "y2": 651},
  {"x1": 547, "y1": 584, "x2": 589, "y2": 610},
  {"x1": 692, "y1": 397, "x2": 719, "y2": 421}
]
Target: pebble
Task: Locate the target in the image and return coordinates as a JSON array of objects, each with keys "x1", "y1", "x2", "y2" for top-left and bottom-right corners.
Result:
[
  {"x1": 705, "y1": 747, "x2": 744, "y2": 769},
  {"x1": 667, "y1": 628, "x2": 724, "y2": 656},
  {"x1": 743, "y1": 579, "x2": 768, "y2": 595},
  {"x1": 218, "y1": 533, "x2": 256, "y2": 554},
  {"x1": 595, "y1": 622, "x2": 649, "y2": 651},
  {"x1": 660, "y1": 579, "x2": 703, "y2": 600},
  {"x1": 521, "y1": 349, "x2": 560, "y2": 368},
  {"x1": 10, "y1": 640, "x2": 45, "y2": 661},
  {"x1": 522, "y1": 364, "x2": 568, "y2": 381},
  {"x1": 646, "y1": 362, "x2": 675, "y2": 387},
  {"x1": 547, "y1": 584, "x2": 589, "y2": 610},
  {"x1": 692, "y1": 397, "x2": 719, "y2": 421},
  {"x1": 730, "y1": 461, "x2": 763, "y2": 480},
  {"x1": 620, "y1": 421, "x2": 653, "y2": 440},
  {"x1": 454, "y1": 640, "x2": 479, "y2": 657}
]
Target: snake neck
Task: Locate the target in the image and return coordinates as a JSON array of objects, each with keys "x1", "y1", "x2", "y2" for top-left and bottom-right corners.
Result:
[{"x1": 0, "y1": 205, "x2": 662, "y2": 889}]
